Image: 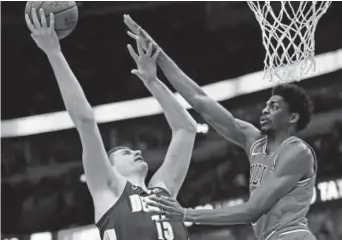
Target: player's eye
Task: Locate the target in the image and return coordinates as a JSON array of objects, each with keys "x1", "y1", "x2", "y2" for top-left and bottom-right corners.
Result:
[
  {"x1": 270, "y1": 103, "x2": 279, "y2": 110},
  {"x1": 123, "y1": 150, "x2": 131, "y2": 155}
]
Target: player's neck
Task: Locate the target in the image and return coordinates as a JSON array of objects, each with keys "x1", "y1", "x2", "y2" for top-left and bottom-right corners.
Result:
[
  {"x1": 266, "y1": 130, "x2": 293, "y2": 151},
  {"x1": 126, "y1": 175, "x2": 148, "y2": 192}
]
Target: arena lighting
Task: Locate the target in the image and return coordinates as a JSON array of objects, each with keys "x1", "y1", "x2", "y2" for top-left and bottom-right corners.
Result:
[
  {"x1": 2, "y1": 49, "x2": 342, "y2": 138},
  {"x1": 30, "y1": 232, "x2": 52, "y2": 240},
  {"x1": 57, "y1": 226, "x2": 100, "y2": 240},
  {"x1": 197, "y1": 123, "x2": 209, "y2": 134}
]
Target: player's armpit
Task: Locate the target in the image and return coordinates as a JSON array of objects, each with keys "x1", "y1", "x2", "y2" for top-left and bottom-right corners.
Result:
[
  {"x1": 247, "y1": 143, "x2": 313, "y2": 220},
  {"x1": 148, "y1": 129, "x2": 196, "y2": 198},
  {"x1": 195, "y1": 96, "x2": 260, "y2": 152}
]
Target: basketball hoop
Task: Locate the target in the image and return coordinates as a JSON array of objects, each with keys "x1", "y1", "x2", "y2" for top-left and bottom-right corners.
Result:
[{"x1": 247, "y1": 1, "x2": 332, "y2": 83}]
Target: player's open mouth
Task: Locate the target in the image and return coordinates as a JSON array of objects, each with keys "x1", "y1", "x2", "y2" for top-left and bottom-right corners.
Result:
[
  {"x1": 134, "y1": 157, "x2": 144, "y2": 162},
  {"x1": 260, "y1": 116, "x2": 269, "y2": 125},
  {"x1": 260, "y1": 119, "x2": 268, "y2": 125}
]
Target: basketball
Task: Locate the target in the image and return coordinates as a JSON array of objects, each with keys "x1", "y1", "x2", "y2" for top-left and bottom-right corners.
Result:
[{"x1": 25, "y1": 1, "x2": 78, "y2": 39}]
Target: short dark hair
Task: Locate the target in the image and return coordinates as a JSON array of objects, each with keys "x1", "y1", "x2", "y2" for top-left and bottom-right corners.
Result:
[
  {"x1": 272, "y1": 83, "x2": 313, "y2": 131},
  {"x1": 107, "y1": 146, "x2": 129, "y2": 164}
]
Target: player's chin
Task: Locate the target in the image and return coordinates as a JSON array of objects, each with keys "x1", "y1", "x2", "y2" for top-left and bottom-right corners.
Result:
[
  {"x1": 135, "y1": 160, "x2": 147, "y2": 165},
  {"x1": 136, "y1": 161, "x2": 148, "y2": 170},
  {"x1": 260, "y1": 125, "x2": 270, "y2": 135},
  {"x1": 141, "y1": 161, "x2": 148, "y2": 168}
]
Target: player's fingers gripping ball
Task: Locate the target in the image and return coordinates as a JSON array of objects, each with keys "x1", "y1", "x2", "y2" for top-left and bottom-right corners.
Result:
[{"x1": 25, "y1": 1, "x2": 78, "y2": 39}]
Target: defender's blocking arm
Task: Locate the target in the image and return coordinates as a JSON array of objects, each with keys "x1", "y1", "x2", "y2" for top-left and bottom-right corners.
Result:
[
  {"x1": 128, "y1": 41, "x2": 197, "y2": 198},
  {"x1": 147, "y1": 142, "x2": 313, "y2": 225},
  {"x1": 124, "y1": 15, "x2": 260, "y2": 153}
]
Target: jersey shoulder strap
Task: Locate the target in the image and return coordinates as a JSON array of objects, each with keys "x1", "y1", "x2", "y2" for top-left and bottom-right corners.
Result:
[
  {"x1": 96, "y1": 181, "x2": 130, "y2": 227},
  {"x1": 249, "y1": 136, "x2": 267, "y2": 159}
]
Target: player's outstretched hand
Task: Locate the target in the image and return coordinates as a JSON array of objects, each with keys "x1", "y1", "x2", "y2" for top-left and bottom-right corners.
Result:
[
  {"x1": 128, "y1": 36, "x2": 160, "y2": 83},
  {"x1": 25, "y1": 8, "x2": 60, "y2": 55},
  {"x1": 147, "y1": 195, "x2": 186, "y2": 222},
  {"x1": 124, "y1": 14, "x2": 160, "y2": 53}
]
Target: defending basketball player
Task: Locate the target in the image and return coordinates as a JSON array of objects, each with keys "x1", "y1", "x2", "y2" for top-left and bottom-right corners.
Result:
[
  {"x1": 26, "y1": 9, "x2": 196, "y2": 240},
  {"x1": 124, "y1": 15, "x2": 317, "y2": 240}
]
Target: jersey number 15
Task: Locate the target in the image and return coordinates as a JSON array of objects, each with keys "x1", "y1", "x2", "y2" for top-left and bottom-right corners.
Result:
[
  {"x1": 103, "y1": 216, "x2": 174, "y2": 240},
  {"x1": 152, "y1": 215, "x2": 174, "y2": 240}
]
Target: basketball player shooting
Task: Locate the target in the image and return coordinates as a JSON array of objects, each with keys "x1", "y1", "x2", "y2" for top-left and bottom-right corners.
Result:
[
  {"x1": 124, "y1": 15, "x2": 317, "y2": 240},
  {"x1": 26, "y1": 9, "x2": 196, "y2": 240}
]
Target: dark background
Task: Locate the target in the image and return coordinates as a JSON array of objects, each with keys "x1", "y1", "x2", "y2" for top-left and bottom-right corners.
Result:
[{"x1": 2, "y1": 2, "x2": 342, "y2": 240}]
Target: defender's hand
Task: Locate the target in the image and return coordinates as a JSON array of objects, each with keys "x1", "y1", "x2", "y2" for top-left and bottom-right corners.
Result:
[
  {"x1": 128, "y1": 38, "x2": 160, "y2": 83},
  {"x1": 25, "y1": 8, "x2": 60, "y2": 55},
  {"x1": 146, "y1": 195, "x2": 186, "y2": 222},
  {"x1": 124, "y1": 14, "x2": 159, "y2": 53}
]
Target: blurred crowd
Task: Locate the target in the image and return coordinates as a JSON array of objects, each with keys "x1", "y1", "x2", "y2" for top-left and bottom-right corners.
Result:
[
  {"x1": 2, "y1": 117, "x2": 342, "y2": 235},
  {"x1": 2, "y1": 77, "x2": 342, "y2": 176},
  {"x1": 2, "y1": 121, "x2": 342, "y2": 238}
]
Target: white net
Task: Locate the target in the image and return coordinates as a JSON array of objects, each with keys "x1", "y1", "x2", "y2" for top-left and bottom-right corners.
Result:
[{"x1": 247, "y1": 1, "x2": 332, "y2": 83}]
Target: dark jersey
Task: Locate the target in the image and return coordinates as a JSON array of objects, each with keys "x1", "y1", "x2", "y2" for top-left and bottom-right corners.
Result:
[
  {"x1": 96, "y1": 181, "x2": 189, "y2": 240},
  {"x1": 248, "y1": 136, "x2": 317, "y2": 240}
]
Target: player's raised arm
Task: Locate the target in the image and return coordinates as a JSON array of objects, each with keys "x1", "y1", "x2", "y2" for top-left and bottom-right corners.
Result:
[
  {"x1": 147, "y1": 142, "x2": 314, "y2": 225},
  {"x1": 124, "y1": 15, "x2": 260, "y2": 153},
  {"x1": 127, "y1": 39, "x2": 197, "y2": 198},
  {"x1": 25, "y1": 10, "x2": 126, "y2": 202}
]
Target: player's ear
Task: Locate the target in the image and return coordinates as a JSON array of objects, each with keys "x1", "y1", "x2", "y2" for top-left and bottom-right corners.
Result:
[{"x1": 289, "y1": 113, "x2": 299, "y2": 124}]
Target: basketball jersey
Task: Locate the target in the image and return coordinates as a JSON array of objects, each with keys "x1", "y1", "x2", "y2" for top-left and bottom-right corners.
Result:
[
  {"x1": 248, "y1": 136, "x2": 317, "y2": 240},
  {"x1": 96, "y1": 181, "x2": 189, "y2": 240}
]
